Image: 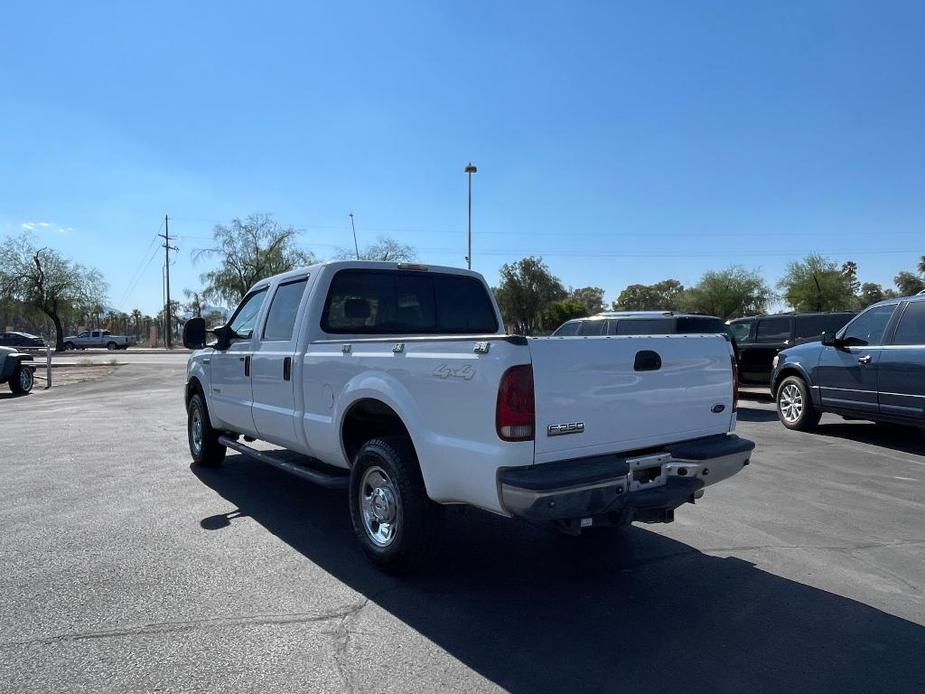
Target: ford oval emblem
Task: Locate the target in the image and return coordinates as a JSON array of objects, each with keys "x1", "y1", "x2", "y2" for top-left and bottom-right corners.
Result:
[{"x1": 711, "y1": 404, "x2": 726, "y2": 414}]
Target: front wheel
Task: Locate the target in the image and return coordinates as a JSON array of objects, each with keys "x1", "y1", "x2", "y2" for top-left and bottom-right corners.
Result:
[
  {"x1": 349, "y1": 437, "x2": 436, "y2": 574},
  {"x1": 776, "y1": 376, "x2": 821, "y2": 431},
  {"x1": 187, "y1": 393, "x2": 226, "y2": 467},
  {"x1": 64, "y1": 342, "x2": 75, "y2": 351},
  {"x1": 9, "y1": 364, "x2": 34, "y2": 394}
]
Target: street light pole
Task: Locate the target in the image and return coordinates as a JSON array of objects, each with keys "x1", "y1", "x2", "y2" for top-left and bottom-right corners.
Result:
[
  {"x1": 465, "y1": 163, "x2": 477, "y2": 269},
  {"x1": 349, "y1": 213, "x2": 360, "y2": 260}
]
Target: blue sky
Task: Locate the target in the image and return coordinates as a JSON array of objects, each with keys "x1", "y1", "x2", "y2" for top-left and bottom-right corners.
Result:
[{"x1": 2, "y1": 1, "x2": 924, "y2": 315}]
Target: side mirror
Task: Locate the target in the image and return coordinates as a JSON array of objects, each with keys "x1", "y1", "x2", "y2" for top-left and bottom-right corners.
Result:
[
  {"x1": 821, "y1": 331, "x2": 835, "y2": 347},
  {"x1": 183, "y1": 317, "x2": 207, "y2": 350}
]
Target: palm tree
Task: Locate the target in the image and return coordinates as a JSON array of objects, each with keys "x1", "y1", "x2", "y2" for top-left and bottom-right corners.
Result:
[
  {"x1": 183, "y1": 289, "x2": 205, "y2": 317},
  {"x1": 130, "y1": 309, "x2": 143, "y2": 339}
]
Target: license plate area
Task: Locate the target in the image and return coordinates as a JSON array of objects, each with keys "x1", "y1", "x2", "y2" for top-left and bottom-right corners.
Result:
[{"x1": 627, "y1": 452, "x2": 672, "y2": 492}]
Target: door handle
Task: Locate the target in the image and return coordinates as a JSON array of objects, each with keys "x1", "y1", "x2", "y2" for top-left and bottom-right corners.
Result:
[
  {"x1": 283, "y1": 356, "x2": 292, "y2": 381},
  {"x1": 858, "y1": 355, "x2": 872, "y2": 365},
  {"x1": 243, "y1": 355, "x2": 251, "y2": 376}
]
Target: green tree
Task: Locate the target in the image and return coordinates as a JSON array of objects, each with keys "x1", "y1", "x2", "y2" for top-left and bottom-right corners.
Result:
[
  {"x1": 493, "y1": 257, "x2": 566, "y2": 335},
  {"x1": 0, "y1": 233, "x2": 107, "y2": 351},
  {"x1": 895, "y1": 270, "x2": 925, "y2": 296},
  {"x1": 195, "y1": 213, "x2": 315, "y2": 306},
  {"x1": 896, "y1": 271, "x2": 925, "y2": 295},
  {"x1": 683, "y1": 266, "x2": 772, "y2": 319},
  {"x1": 613, "y1": 279, "x2": 684, "y2": 311},
  {"x1": 568, "y1": 286, "x2": 606, "y2": 315},
  {"x1": 859, "y1": 283, "x2": 887, "y2": 307},
  {"x1": 335, "y1": 236, "x2": 417, "y2": 262},
  {"x1": 541, "y1": 299, "x2": 588, "y2": 333},
  {"x1": 779, "y1": 254, "x2": 855, "y2": 312}
]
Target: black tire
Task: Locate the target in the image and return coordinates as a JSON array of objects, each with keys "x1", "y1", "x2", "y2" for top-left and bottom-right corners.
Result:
[
  {"x1": 349, "y1": 436, "x2": 437, "y2": 574},
  {"x1": 776, "y1": 375, "x2": 821, "y2": 431},
  {"x1": 9, "y1": 363, "x2": 34, "y2": 395},
  {"x1": 187, "y1": 392, "x2": 226, "y2": 467},
  {"x1": 64, "y1": 342, "x2": 75, "y2": 351},
  {"x1": 106, "y1": 341, "x2": 117, "y2": 351}
]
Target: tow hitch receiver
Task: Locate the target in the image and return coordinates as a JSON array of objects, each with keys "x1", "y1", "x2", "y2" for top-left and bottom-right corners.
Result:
[{"x1": 627, "y1": 453, "x2": 671, "y2": 491}]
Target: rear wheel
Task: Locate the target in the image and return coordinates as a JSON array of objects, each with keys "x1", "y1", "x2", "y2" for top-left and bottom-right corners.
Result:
[
  {"x1": 776, "y1": 375, "x2": 821, "y2": 431},
  {"x1": 106, "y1": 341, "x2": 117, "y2": 351},
  {"x1": 187, "y1": 392, "x2": 226, "y2": 467},
  {"x1": 9, "y1": 363, "x2": 34, "y2": 394},
  {"x1": 349, "y1": 436, "x2": 436, "y2": 574}
]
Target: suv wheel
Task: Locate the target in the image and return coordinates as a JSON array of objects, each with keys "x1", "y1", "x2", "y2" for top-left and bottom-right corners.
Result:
[
  {"x1": 187, "y1": 392, "x2": 226, "y2": 467},
  {"x1": 776, "y1": 375, "x2": 821, "y2": 431},
  {"x1": 64, "y1": 342, "x2": 75, "y2": 351},
  {"x1": 349, "y1": 437, "x2": 436, "y2": 574},
  {"x1": 106, "y1": 341, "x2": 117, "y2": 351},
  {"x1": 9, "y1": 363, "x2": 34, "y2": 394}
]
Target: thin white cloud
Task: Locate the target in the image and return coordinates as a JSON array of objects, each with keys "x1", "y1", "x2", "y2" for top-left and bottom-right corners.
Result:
[{"x1": 21, "y1": 220, "x2": 76, "y2": 234}]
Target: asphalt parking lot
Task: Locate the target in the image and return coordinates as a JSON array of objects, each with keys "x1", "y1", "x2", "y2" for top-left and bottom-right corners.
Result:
[{"x1": 2, "y1": 363, "x2": 924, "y2": 693}]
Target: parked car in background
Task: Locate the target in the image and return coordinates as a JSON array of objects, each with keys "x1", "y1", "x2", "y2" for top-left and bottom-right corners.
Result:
[
  {"x1": 553, "y1": 311, "x2": 732, "y2": 338},
  {"x1": 727, "y1": 312, "x2": 855, "y2": 385},
  {"x1": 0, "y1": 332, "x2": 45, "y2": 348},
  {"x1": 771, "y1": 296, "x2": 925, "y2": 431},
  {"x1": 63, "y1": 330, "x2": 136, "y2": 351},
  {"x1": 0, "y1": 345, "x2": 35, "y2": 394}
]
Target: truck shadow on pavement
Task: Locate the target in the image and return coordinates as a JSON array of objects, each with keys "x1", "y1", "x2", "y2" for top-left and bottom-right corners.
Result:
[{"x1": 192, "y1": 455, "x2": 925, "y2": 694}]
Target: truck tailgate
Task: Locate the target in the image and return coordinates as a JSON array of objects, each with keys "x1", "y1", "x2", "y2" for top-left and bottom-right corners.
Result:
[{"x1": 528, "y1": 335, "x2": 734, "y2": 464}]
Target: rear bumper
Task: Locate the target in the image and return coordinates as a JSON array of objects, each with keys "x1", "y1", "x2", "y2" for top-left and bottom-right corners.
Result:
[{"x1": 497, "y1": 434, "x2": 754, "y2": 524}]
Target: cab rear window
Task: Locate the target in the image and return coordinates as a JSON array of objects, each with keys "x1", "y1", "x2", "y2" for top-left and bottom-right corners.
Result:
[{"x1": 321, "y1": 270, "x2": 498, "y2": 334}]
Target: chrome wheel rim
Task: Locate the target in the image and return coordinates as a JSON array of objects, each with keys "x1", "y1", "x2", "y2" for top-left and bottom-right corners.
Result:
[
  {"x1": 359, "y1": 465, "x2": 400, "y2": 548},
  {"x1": 190, "y1": 405, "x2": 204, "y2": 455},
  {"x1": 19, "y1": 368, "x2": 33, "y2": 392},
  {"x1": 779, "y1": 383, "x2": 803, "y2": 423}
]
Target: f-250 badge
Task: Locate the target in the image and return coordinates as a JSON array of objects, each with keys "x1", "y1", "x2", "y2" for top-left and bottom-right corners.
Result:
[
  {"x1": 432, "y1": 364, "x2": 476, "y2": 381},
  {"x1": 547, "y1": 422, "x2": 585, "y2": 436}
]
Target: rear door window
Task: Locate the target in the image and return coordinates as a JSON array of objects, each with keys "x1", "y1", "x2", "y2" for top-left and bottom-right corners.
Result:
[
  {"x1": 262, "y1": 278, "x2": 308, "y2": 341},
  {"x1": 891, "y1": 302, "x2": 925, "y2": 346},
  {"x1": 577, "y1": 320, "x2": 606, "y2": 336},
  {"x1": 727, "y1": 321, "x2": 752, "y2": 342},
  {"x1": 615, "y1": 318, "x2": 673, "y2": 335},
  {"x1": 755, "y1": 317, "x2": 792, "y2": 343},
  {"x1": 675, "y1": 317, "x2": 726, "y2": 334},
  {"x1": 321, "y1": 270, "x2": 498, "y2": 334}
]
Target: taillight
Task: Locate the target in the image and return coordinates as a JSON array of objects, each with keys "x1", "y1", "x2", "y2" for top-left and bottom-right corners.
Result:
[
  {"x1": 731, "y1": 355, "x2": 739, "y2": 412},
  {"x1": 496, "y1": 365, "x2": 535, "y2": 441}
]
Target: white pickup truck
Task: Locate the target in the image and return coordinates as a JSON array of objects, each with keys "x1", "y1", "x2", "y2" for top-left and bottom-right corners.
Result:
[
  {"x1": 63, "y1": 329, "x2": 136, "y2": 351},
  {"x1": 183, "y1": 261, "x2": 753, "y2": 572}
]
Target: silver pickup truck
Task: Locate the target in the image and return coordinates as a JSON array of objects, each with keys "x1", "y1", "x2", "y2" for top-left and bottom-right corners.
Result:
[{"x1": 63, "y1": 330, "x2": 136, "y2": 351}]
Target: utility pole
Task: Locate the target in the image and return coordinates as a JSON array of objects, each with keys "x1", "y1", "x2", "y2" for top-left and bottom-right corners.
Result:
[
  {"x1": 465, "y1": 163, "x2": 477, "y2": 269},
  {"x1": 349, "y1": 213, "x2": 360, "y2": 260},
  {"x1": 158, "y1": 215, "x2": 178, "y2": 348}
]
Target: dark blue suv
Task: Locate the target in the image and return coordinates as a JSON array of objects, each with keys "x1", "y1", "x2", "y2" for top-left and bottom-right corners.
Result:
[{"x1": 771, "y1": 294, "x2": 925, "y2": 431}]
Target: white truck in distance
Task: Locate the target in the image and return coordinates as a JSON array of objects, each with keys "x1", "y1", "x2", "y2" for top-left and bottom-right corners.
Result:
[
  {"x1": 63, "y1": 329, "x2": 136, "y2": 350},
  {"x1": 183, "y1": 261, "x2": 754, "y2": 572}
]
